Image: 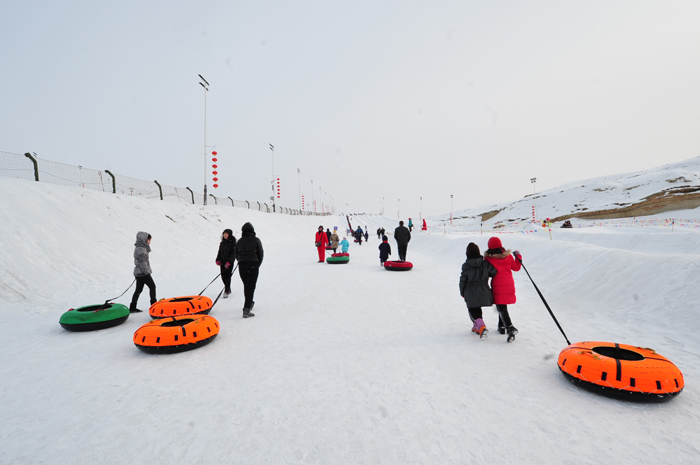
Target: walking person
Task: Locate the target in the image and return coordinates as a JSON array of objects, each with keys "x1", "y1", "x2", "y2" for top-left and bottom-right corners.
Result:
[
  {"x1": 459, "y1": 242, "x2": 497, "y2": 338},
  {"x1": 330, "y1": 228, "x2": 340, "y2": 254},
  {"x1": 129, "y1": 231, "x2": 156, "y2": 313},
  {"x1": 340, "y1": 236, "x2": 350, "y2": 253},
  {"x1": 377, "y1": 227, "x2": 382, "y2": 240},
  {"x1": 326, "y1": 228, "x2": 332, "y2": 245},
  {"x1": 315, "y1": 226, "x2": 329, "y2": 262},
  {"x1": 484, "y1": 236, "x2": 522, "y2": 342},
  {"x1": 215, "y1": 228, "x2": 237, "y2": 298},
  {"x1": 408, "y1": 218, "x2": 414, "y2": 232},
  {"x1": 394, "y1": 220, "x2": 411, "y2": 261},
  {"x1": 236, "y1": 222, "x2": 264, "y2": 318},
  {"x1": 378, "y1": 235, "x2": 391, "y2": 265}
]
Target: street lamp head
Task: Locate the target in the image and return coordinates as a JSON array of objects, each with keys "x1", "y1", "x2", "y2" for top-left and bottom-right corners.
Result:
[
  {"x1": 198, "y1": 74, "x2": 209, "y2": 86},
  {"x1": 531, "y1": 178, "x2": 537, "y2": 183}
]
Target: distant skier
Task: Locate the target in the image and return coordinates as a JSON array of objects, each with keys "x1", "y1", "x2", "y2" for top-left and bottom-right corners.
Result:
[
  {"x1": 408, "y1": 218, "x2": 414, "y2": 232},
  {"x1": 129, "y1": 231, "x2": 156, "y2": 313},
  {"x1": 340, "y1": 237, "x2": 350, "y2": 253},
  {"x1": 394, "y1": 220, "x2": 411, "y2": 261},
  {"x1": 235, "y1": 222, "x2": 263, "y2": 318},
  {"x1": 215, "y1": 228, "x2": 237, "y2": 298},
  {"x1": 484, "y1": 237, "x2": 522, "y2": 342},
  {"x1": 315, "y1": 225, "x2": 329, "y2": 262},
  {"x1": 378, "y1": 235, "x2": 391, "y2": 265},
  {"x1": 459, "y1": 242, "x2": 497, "y2": 338}
]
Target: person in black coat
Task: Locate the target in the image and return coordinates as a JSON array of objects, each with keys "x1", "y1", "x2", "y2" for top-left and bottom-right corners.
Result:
[
  {"x1": 235, "y1": 222, "x2": 264, "y2": 318},
  {"x1": 326, "y1": 228, "x2": 332, "y2": 244},
  {"x1": 378, "y1": 235, "x2": 391, "y2": 265},
  {"x1": 394, "y1": 221, "x2": 411, "y2": 261},
  {"x1": 459, "y1": 242, "x2": 497, "y2": 337},
  {"x1": 216, "y1": 229, "x2": 237, "y2": 298}
]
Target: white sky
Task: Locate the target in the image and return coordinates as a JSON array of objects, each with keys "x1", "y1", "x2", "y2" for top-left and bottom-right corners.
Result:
[{"x1": 2, "y1": 0, "x2": 699, "y2": 216}]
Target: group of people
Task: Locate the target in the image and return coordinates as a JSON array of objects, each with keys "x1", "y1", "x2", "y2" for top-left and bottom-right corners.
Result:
[
  {"x1": 130, "y1": 222, "x2": 264, "y2": 319},
  {"x1": 130, "y1": 221, "x2": 523, "y2": 340},
  {"x1": 459, "y1": 236, "x2": 522, "y2": 341}
]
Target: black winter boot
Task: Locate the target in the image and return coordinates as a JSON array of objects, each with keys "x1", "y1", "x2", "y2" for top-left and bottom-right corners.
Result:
[{"x1": 243, "y1": 308, "x2": 255, "y2": 318}]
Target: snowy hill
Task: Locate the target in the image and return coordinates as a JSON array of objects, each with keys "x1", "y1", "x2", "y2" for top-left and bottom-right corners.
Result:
[
  {"x1": 1, "y1": 176, "x2": 700, "y2": 464},
  {"x1": 434, "y1": 156, "x2": 700, "y2": 227}
]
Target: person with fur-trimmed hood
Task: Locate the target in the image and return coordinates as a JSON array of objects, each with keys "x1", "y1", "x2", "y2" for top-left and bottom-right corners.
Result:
[
  {"x1": 129, "y1": 231, "x2": 156, "y2": 313},
  {"x1": 216, "y1": 228, "x2": 237, "y2": 298},
  {"x1": 236, "y1": 222, "x2": 264, "y2": 318},
  {"x1": 484, "y1": 236, "x2": 522, "y2": 340},
  {"x1": 459, "y1": 242, "x2": 497, "y2": 338}
]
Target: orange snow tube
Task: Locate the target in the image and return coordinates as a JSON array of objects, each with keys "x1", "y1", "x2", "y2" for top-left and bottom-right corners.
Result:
[
  {"x1": 149, "y1": 295, "x2": 213, "y2": 319},
  {"x1": 558, "y1": 341, "x2": 684, "y2": 401},
  {"x1": 133, "y1": 314, "x2": 220, "y2": 354}
]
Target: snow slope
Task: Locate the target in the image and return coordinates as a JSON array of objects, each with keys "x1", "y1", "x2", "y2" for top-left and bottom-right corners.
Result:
[
  {"x1": 1, "y1": 177, "x2": 699, "y2": 464},
  {"x1": 436, "y1": 155, "x2": 700, "y2": 226}
]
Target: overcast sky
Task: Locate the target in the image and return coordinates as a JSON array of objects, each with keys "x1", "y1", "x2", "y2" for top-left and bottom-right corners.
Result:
[{"x1": 2, "y1": 1, "x2": 699, "y2": 217}]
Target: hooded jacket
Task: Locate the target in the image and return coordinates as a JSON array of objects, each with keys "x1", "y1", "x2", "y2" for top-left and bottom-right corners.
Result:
[
  {"x1": 459, "y1": 256, "x2": 497, "y2": 308},
  {"x1": 236, "y1": 223, "x2": 264, "y2": 264},
  {"x1": 330, "y1": 232, "x2": 340, "y2": 248},
  {"x1": 484, "y1": 249, "x2": 521, "y2": 305},
  {"x1": 340, "y1": 238, "x2": 350, "y2": 253},
  {"x1": 133, "y1": 231, "x2": 152, "y2": 277},
  {"x1": 216, "y1": 229, "x2": 237, "y2": 265},
  {"x1": 378, "y1": 241, "x2": 391, "y2": 261}
]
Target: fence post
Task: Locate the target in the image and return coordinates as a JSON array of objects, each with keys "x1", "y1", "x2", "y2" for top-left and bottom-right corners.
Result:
[
  {"x1": 24, "y1": 153, "x2": 40, "y2": 181},
  {"x1": 154, "y1": 180, "x2": 163, "y2": 200},
  {"x1": 228, "y1": 196, "x2": 234, "y2": 207},
  {"x1": 257, "y1": 201, "x2": 261, "y2": 211},
  {"x1": 264, "y1": 203, "x2": 269, "y2": 213},
  {"x1": 245, "y1": 200, "x2": 250, "y2": 209},
  {"x1": 186, "y1": 187, "x2": 195, "y2": 204},
  {"x1": 209, "y1": 194, "x2": 217, "y2": 205},
  {"x1": 104, "y1": 170, "x2": 116, "y2": 193}
]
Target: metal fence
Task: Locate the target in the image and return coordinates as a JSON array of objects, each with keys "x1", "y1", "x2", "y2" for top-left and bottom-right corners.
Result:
[{"x1": 0, "y1": 150, "x2": 328, "y2": 216}]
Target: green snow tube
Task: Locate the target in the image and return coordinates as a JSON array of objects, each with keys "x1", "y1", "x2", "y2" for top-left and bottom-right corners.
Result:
[
  {"x1": 59, "y1": 302, "x2": 130, "y2": 332},
  {"x1": 326, "y1": 253, "x2": 350, "y2": 264}
]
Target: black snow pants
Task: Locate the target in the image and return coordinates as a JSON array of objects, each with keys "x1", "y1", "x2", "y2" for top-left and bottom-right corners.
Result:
[
  {"x1": 220, "y1": 263, "x2": 233, "y2": 293},
  {"x1": 130, "y1": 274, "x2": 156, "y2": 311},
  {"x1": 238, "y1": 262, "x2": 259, "y2": 309},
  {"x1": 496, "y1": 304, "x2": 513, "y2": 330},
  {"x1": 397, "y1": 242, "x2": 408, "y2": 261}
]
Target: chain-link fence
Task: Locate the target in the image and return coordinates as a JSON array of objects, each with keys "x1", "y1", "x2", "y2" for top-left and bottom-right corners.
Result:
[{"x1": 0, "y1": 151, "x2": 329, "y2": 216}]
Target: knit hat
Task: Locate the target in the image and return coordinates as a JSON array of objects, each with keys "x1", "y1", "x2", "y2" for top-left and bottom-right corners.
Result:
[
  {"x1": 487, "y1": 236, "x2": 502, "y2": 250},
  {"x1": 466, "y1": 242, "x2": 480, "y2": 259},
  {"x1": 382, "y1": 235, "x2": 388, "y2": 241}
]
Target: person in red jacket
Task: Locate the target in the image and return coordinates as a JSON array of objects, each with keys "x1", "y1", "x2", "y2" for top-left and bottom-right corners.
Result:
[
  {"x1": 315, "y1": 225, "x2": 329, "y2": 262},
  {"x1": 484, "y1": 236, "x2": 522, "y2": 342}
]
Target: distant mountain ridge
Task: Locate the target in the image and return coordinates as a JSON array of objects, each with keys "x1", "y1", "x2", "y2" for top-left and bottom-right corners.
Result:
[{"x1": 441, "y1": 156, "x2": 700, "y2": 224}]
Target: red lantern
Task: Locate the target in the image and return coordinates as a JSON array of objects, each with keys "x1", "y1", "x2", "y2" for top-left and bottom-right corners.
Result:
[
  {"x1": 212, "y1": 158, "x2": 217, "y2": 162},
  {"x1": 212, "y1": 164, "x2": 217, "y2": 169},
  {"x1": 213, "y1": 184, "x2": 219, "y2": 188},
  {"x1": 212, "y1": 151, "x2": 217, "y2": 156},
  {"x1": 212, "y1": 171, "x2": 218, "y2": 175},
  {"x1": 213, "y1": 177, "x2": 218, "y2": 182}
]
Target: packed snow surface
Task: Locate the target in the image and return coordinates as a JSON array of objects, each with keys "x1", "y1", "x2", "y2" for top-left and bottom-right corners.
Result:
[{"x1": 1, "y1": 177, "x2": 699, "y2": 464}]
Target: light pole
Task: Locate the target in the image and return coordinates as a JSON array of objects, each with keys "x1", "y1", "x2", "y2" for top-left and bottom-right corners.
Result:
[
  {"x1": 450, "y1": 194, "x2": 454, "y2": 225},
  {"x1": 311, "y1": 179, "x2": 314, "y2": 212},
  {"x1": 268, "y1": 144, "x2": 276, "y2": 212},
  {"x1": 398, "y1": 198, "x2": 400, "y2": 219},
  {"x1": 420, "y1": 197, "x2": 423, "y2": 222},
  {"x1": 531, "y1": 177, "x2": 537, "y2": 222},
  {"x1": 297, "y1": 168, "x2": 301, "y2": 210},
  {"x1": 198, "y1": 74, "x2": 209, "y2": 205}
]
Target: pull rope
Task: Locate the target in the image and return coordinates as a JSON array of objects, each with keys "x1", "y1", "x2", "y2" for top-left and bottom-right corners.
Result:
[{"x1": 105, "y1": 278, "x2": 136, "y2": 304}]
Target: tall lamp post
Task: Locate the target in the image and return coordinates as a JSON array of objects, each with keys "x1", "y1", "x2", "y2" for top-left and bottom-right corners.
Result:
[
  {"x1": 420, "y1": 197, "x2": 423, "y2": 223},
  {"x1": 269, "y1": 144, "x2": 275, "y2": 212},
  {"x1": 531, "y1": 177, "x2": 537, "y2": 223},
  {"x1": 297, "y1": 168, "x2": 301, "y2": 210},
  {"x1": 450, "y1": 195, "x2": 454, "y2": 226},
  {"x1": 311, "y1": 179, "x2": 314, "y2": 213},
  {"x1": 198, "y1": 74, "x2": 209, "y2": 205},
  {"x1": 398, "y1": 198, "x2": 400, "y2": 219}
]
